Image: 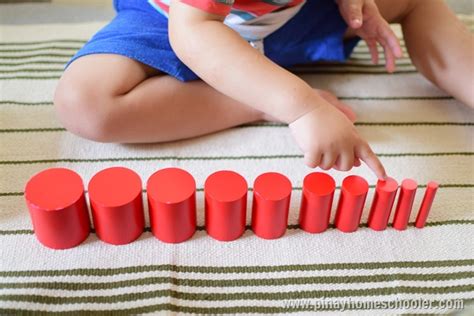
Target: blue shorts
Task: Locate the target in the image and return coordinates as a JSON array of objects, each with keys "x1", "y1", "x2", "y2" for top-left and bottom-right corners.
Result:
[{"x1": 67, "y1": 0, "x2": 360, "y2": 82}]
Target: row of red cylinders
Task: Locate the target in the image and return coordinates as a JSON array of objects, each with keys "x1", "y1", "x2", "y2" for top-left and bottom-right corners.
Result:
[{"x1": 24, "y1": 167, "x2": 438, "y2": 249}]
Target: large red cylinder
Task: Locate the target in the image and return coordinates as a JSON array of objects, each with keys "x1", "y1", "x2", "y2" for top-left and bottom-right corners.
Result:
[
  {"x1": 334, "y1": 175, "x2": 369, "y2": 233},
  {"x1": 392, "y1": 179, "x2": 417, "y2": 230},
  {"x1": 205, "y1": 170, "x2": 247, "y2": 241},
  {"x1": 415, "y1": 181, "x2": 439, "y2": 228},
  {"x1": 24, "y1": 168, "x2": 90, "y2": 249},
  {"x1": 299, "y1": 172, "x2": 335, "y2": 233},
  {"x1": 251, "y1": 172, "x2": 292, "y2": 239},
  {"x1": 147, "y1": 167, "x2": 196, "y2": 243},
  {"x1": 88, "y1": 167, "x2": 145, "y2": 245},
  {"x1": 368, "y1": 177, "x2": 399, "y2": 231}
]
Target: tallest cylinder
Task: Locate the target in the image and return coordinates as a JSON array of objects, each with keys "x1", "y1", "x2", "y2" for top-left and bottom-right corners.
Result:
[{"x1": 24, "y1": 168, "x2": 90, "y2": 249}]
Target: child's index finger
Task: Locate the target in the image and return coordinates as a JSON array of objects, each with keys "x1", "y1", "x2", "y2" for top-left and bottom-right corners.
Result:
[{"x1": 355, "y1": 143, "x2": 387, "y2": 180}]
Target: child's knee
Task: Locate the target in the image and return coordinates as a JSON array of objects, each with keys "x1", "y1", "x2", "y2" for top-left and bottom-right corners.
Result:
[{"x1": 54, "y1": 73, "x2": 117, "y2": 143}]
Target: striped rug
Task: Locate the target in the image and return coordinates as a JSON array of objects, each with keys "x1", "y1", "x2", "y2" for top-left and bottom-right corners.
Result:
[{"x1": 0, "y1": 16, "x2": 473, "y2": 315}]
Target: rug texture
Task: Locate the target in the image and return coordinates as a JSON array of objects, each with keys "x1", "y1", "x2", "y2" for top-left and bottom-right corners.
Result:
[{"x1": 0, "y1": 16, "x2": 473, "y2": 315}]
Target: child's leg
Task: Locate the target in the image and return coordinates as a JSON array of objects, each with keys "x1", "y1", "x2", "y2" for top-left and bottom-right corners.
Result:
[
  {"x1": 55, "y1": 54, "x2": 356, "y2": 143},
  {"x1": 362, "y1": 0, "x2": 473, "y2": 107},
  {"x1": 55, "y1": 54, "x2": 264, "y2": 143}
]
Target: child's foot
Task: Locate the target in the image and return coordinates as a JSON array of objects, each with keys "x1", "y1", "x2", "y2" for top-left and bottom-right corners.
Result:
[{"x1": 261, "y1": 89, "x2": 357, "y2": 123}]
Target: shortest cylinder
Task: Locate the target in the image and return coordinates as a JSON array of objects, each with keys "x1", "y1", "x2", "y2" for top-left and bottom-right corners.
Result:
[
  {"x1": 334, "y1": 175, "x2": 369, "y2": 233},
  {"x1": 415, "y1": 181, "x2": 439, "y2": 228},
  {"x1": 147, "y1": 167, "x2": 196, "y2": 243},
  {"x1": 299, "y1": 172, "x2": 336, "y2": 233},
  {"x1": 24, "y1": 168, "x2": 91, "y2": 249},
  {"x1": 251, "y1": 172, "x2": 292, "y2": 239},
  {"x1": 392, "y1": 179, "x2": 418, "y2": 230},
  {"x1": 88, "y1": 167, "x2": 145, "y2": 245},
  {"x1": 205, "y1": 170, "x2": 248, "y2": 241},
  {"x1": 368, "y1": 177, "x2": 399, "y2": 231}
]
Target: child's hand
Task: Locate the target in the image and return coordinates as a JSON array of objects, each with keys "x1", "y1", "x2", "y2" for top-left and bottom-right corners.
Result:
[
  {"x1": 316, "y1": 89, "x2": 357, "y2": 123},
  {"x1": 288, "y1": 96, "x2": 386, "y2": 179},
  {"x1": 336, "y1": 0, "x2": 403, "y2": 72}
]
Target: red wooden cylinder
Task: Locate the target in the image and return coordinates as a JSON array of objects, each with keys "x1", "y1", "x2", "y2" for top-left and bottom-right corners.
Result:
[
  {"x1": 24, "y1": 168, "x2": 90, "y2": 249},
  {"x1": 392, "y1": 179, "x2": 418, "y2": 230},
  {"x1": 251, "y1": 172, "x2": 292, "y2": 239},
  {"x1": 334, "y1": 175, "x2": 369, "y2": 233},
  {"x1": 299, "y1": 172, "x2": 335, "y2": 233},
  {"x1": 88, "y1": 167, "x2": 145, "y2": 245},
  {"x1": 205, "y1": 170, "x2": 247, "y2": 241},
  {"x1": 147, "y1": 167, "x2": 196, "y2": 243},
  {"x1": 368, "y1": 177, "x2": 399, "y2": 231},
  {"x1": 415, "y1": 181, "x2": 439, "y2": 228}
]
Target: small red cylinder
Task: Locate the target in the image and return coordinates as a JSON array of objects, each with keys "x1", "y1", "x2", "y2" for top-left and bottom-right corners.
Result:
[
  {"x1": 334, "y1": 175, "x2": 369, "y2": 233},
  {"x1": 24, "y1": 168, "x2": 90, "y2": 249},
  {"x1": 88, "y1": 167, "x2": 145, "y2": 245},
  {"x1": 392, "y1": 179, "x2": 418, "y2": 230},
  {"x1": 147, "y1": 167, "x2": 196, "y2": 243},
  {"x1": 368, "y1": 177, "x2": 399, "y2": 231},
  {"x1": 205, "y1": 170, "x2": 248, "y2": 241},
  {"x1": 415, "y1": 181, "x2": 439, "y2": 228},
  {"x1": 299, "y1": 172, "x2": 335, "y2": 233},
  {"x1": 251, "y1": 172, "x2": 292, "y2": 239}
]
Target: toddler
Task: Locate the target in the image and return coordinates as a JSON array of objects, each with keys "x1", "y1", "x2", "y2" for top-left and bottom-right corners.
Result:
[{"x1": 54, "y1": 0, "x2": 474, "y2": 179}]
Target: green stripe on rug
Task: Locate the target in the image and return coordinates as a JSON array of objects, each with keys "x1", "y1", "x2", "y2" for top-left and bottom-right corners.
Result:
[
  {"x1": 0, "y1": 76, "x2": 60, "y2": 80},
  {"x1": 0, "y1": 53, "x2": 74, "y2": 59},
  {"x1": 1, "y1": 122, "x2": 472, "y2": 133},
  {"x1": 0, "y1": 68, "x2": 63, "y2": 73},
  {"x1": 0, "y1": 96, "x2": 455, "y2": 106},
  {"x1": 1, "y1": 259, "x2": 473, "y2": 277},
  {"x1": 240, "y1": 122, "x2": 474, "y2": 128},
  {"x1": 0, "y1": 61, "x2": 67, "y2": 66},
  {"x1": 0, "y1": 40, "x2": 88, "y2": 46},
  {"x1": 0, "y1": 271, "x2": 472, "y2": 290},
  {"x1": 0, "y1": 152, "x2": 471, "y2": 165},
  {"x1": 0, "y1": 285, "x2": 472, "y2": 304}
]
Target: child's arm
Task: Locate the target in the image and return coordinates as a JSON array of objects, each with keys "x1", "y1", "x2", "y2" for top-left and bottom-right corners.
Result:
[
  {"x1": 168, "y1": 0, "x2": 386, "y2": 179},
  {"x1": 168, "y1": 0, "x2": 315, "y2": 123}
]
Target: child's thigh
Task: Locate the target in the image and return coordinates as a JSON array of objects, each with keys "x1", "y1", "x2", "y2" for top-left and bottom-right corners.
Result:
[{"x1": 58, "y1": 54, "x2": 162, "y2": 98}]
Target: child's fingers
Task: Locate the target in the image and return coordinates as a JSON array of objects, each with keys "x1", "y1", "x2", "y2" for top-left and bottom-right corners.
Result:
[
  {"x1": 379, "y1": 37, "x2": 396, "y2": 72},
  {"x1": 304, "y1": 152, "x2": 322, "y2": 169},
  {"x1": 333, "y1": 158, "x2": 343, "y2": 171},
  {"x1": 320, "y1": 152, "x2": 338, "y2": 170},
  {"x1": 380, "y1": 23, "x2": 403, "y2": 58},
  {"x1": 339, "y1": 0, "x2": 364, "y2": 28},
  {"x1": 355, "y1": 142, "x2": 387, "y2": 180},
  {"x1": 354, "y1": 156, "x2": 362, "y2": 167},
  {"x1": 336, "y1": 151, "x2": 355, "y2": 171},
  {"x1": 365, "y1": 38, "x2": 379, "y2": 64}
]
